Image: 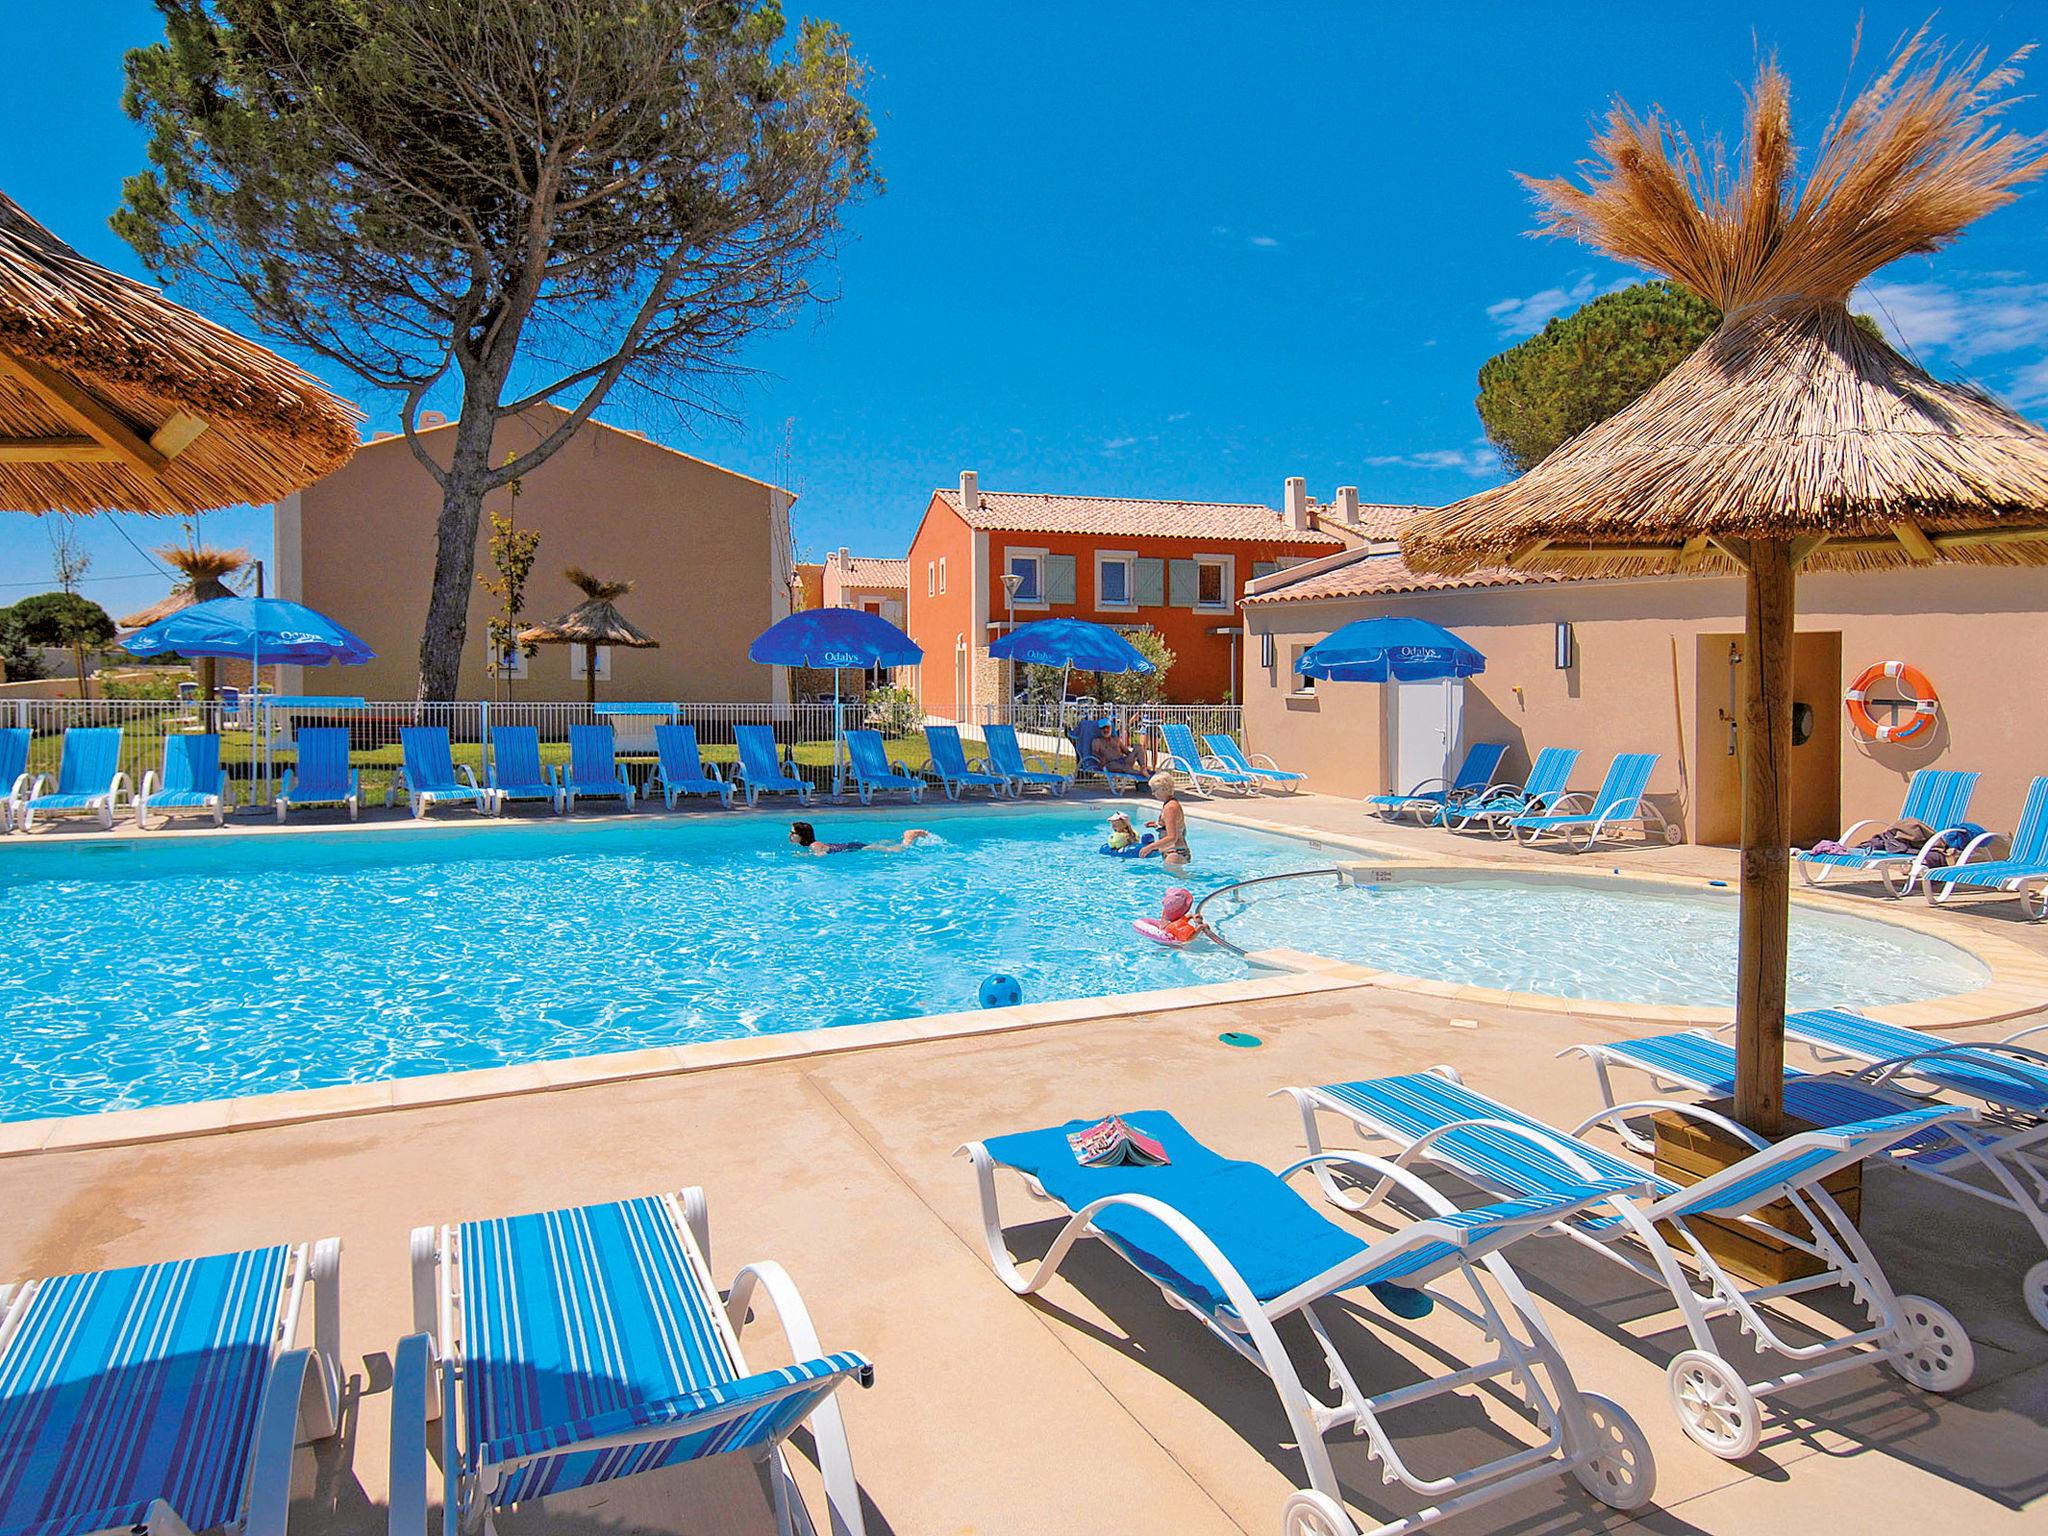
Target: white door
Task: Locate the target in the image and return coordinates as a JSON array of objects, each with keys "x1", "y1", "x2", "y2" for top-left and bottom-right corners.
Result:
[{"x1": 1386, "y1": 680, "x2": 1463, "y2": 791}]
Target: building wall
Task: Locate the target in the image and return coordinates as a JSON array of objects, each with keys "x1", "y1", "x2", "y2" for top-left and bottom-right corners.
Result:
[
  {"x1": 281, "y1": 408, "x2": 792, "y2": 701},
  {"x1": 903, "y1": 495, "x2": 977, "y2": 718},
  {"x1": 1243, "y1": 564, "x2": 2048, "y2": 841}
]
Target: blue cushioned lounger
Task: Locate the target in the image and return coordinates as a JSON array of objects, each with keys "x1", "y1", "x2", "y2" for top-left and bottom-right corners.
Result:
[
  {"x1": 732, "y1": 724, "x2": 813, "y2": 806},
  {"x1": 134, "y1": 733, "x2": 231, "y2": 830},
  {"x1": 922, "y1": 725, "x2": 1008, "y2": 799},
  {"x1": 18, "y1": 727, "x2": 126, "y2": 832},
  {"x1": 965, "y1": 1110, "x2": 1656, "y2": 1533},
  {"x1": 394, "y1": 727, "x2": 495, "y2": 818},
  {"x1": 1066, "y1": 718, "x2": 1149, "y2": 790},
  {"x1": 1288, "y1": 1070, "x2": 1976, "y2": 1459},
  {"x1": 1444, "y1": 746, "x2": 1580, "y2": 835},
  {"x1": 1796, "y1": 767, "x2": 1979, "y2": 894},
  {"x1": 1922, "y1": 774, "x2": 2048, "y2": 915},
  {"x1": 843, "y1": 728, "x2": 923, "y2": 804},
  {"x1": 0, "y1": 1239, "x2": 341, "y2": 1536},
  {"x1": 488, "y1": 725, "x2": 562, "y2": 813},
  {"x1": 275, "y1": 727, "x2": 360, "y2": 822},
  {"x1": 981, "y1": 723, "x2": 1070, "y2": 795},
  {"x1": 1366, "y1": 740, "x2": 1507, "y2": 825},
  {"x1": 1158, "y1": 721, "x2": 1258, "y2": 796},
  {"x1": 651, "y1": 723, "x2": 733, "y2": 808},
  {"x1": 1508, "y1": 751, "x2": 1676, "y2": 849},
  {"x1": 0, "y1": 727, "x2": 29, "y2": 834},
  {"x1": 394, "y1": 1192, "x2": 871, "y2": 1536},
  {"x1": 1204, "y1": 732, "x2": 1305, "y2": 791},
  {"x1": 563, "y1": 723, "x2": 634, "y2": 810}
]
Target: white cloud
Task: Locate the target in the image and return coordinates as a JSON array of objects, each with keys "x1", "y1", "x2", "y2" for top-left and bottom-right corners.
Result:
[
  {"x1": 2011, "y1": 357, "x2": 2048, "y2": 408},
  {"x1": 1362, "y1": 447, "x2": 1501, "y2": 477},
  {"x1": 1165, "y1": 411, "x2": 1191, "y2": 423},
  {"x1": 1249, "y1": 235, "x2": 1280, "y2": 248},
  {"x1": 1101, "y1": 436, "x2": 1138, "y2": 452},
  {"x1": 1485, "y1": 273, "x2": 1598, "y2": 335},
  {"x1": 1855, "y1": 276, "x2": 2048, "y2": 406}
]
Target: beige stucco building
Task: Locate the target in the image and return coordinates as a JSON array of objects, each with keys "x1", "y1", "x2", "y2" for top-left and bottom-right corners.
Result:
[
  {"x1": 1242, "y1": 542, "x2": 2048, "y2": 846},
  {"x1": 274, "y1": 405, "x2": 794, "y2": 700}
]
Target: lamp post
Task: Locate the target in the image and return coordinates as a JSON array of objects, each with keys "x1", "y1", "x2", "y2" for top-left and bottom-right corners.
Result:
[{"x1": 1000, "y1": 571, "x2": 1023, "y2": 725}]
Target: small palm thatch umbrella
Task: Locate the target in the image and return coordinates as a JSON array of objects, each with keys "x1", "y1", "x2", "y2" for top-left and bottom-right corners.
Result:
[
  {"x1": 1400, "y1": 32, "x2": 2048, "y2": 1133},
  {"x1": 520, "y1": 567, "x2": 659, "y2": 705},
  {"x1": 0, "y1": 192, "x2": 358, "y2": 514},
  {"x1": 119, "y1": 544, "x2": 250, "y2": 700}
]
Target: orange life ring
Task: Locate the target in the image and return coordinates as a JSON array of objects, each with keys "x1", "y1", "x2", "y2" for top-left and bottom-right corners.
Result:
[{"x1": 1845, "y1": 660, "x2": 1938, "y2": 743}]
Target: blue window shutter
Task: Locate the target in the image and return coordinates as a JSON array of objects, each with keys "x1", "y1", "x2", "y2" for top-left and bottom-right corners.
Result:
[
  {"x1": 1134, "y1": 558, "x2": 1165, "y2": 607},
  {"x1": 1168, "y1": 558, "x2": 1199, "y2": 607},
  {"x1": 1043, "y1": 553, "x2": 1076, "y2": 605}
]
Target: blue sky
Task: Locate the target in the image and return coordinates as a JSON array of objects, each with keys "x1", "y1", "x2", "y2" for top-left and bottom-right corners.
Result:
[{"x1": 3, "y1": 1, "x2": 2045, "y2": 622}]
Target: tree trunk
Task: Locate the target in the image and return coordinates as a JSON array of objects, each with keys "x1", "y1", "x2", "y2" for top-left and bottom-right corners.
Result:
[
  {"x1": 416, "y1": 405, "x2": 504, "y2": 702},
  {"x1": 198, "y1": 654, "x2": 216, "y2": 703},
  {"x1": 1734, "y1": 539, "x2": 1795, "y2": 1135},
  {"x1": 72, "y1": 643, "x2": 89, "y2": 701}
]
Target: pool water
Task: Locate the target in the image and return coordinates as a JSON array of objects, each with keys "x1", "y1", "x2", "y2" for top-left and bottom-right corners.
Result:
[
  {"x1": 0, "y1": 805, "x2": 1320, "y2": 1120},
  {"x1": 1209, "y1": 872, "x2": 1990, "y2": 1007}
]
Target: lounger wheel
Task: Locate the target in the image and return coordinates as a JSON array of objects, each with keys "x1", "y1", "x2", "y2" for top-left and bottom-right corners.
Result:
[
  {"x1": 1570, "y1": 1392, "x2": 1657, "y2": 1511},
  {"x1": 1662, "y1": 820, "x2": 1682, "y2": 845},
  {"x1": 1892, "y1": 1296, "x2": 1974, "y2": 1392},
  {"x1": 1667, "y1": 1350, "x2": 1760, "y2": 1459},
  {"x1": 1279, "y1": 1489, "x2": 1358, "y2": 1536},
  {"x1": 2025, "y1": 1261, "x2": 2048, "y2": 1331}
]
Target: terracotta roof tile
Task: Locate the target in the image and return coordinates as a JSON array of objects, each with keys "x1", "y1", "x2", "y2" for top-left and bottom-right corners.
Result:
[
  {"x1": 937, "y1": 487, "x2": 1343, "y2": 547},
  {"x1": 1241, "y1": 548, "x2": 1570, "y2": 604},
  {"x1": 825, "y1": 552, "x2": 908, "y2": 588}
]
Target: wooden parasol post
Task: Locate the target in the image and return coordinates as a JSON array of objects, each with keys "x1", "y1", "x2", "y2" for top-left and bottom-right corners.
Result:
[{"x1": 1733, "y1": 538, "x2": 1795, "y2": 1136}]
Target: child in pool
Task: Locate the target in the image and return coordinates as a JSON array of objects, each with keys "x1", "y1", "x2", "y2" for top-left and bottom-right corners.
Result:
[
  {"x1": 1148, "y1": 887, "x2": 1211, "y2": 944},
  {"x1": 1105, "y1": 810, "x2": 1140, "y2": 851}
]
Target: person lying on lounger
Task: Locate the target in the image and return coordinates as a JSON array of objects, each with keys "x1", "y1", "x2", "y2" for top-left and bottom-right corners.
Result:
[
  {"x1": 789, "y1": 820, "x2": 933, "y2": 856},
  {"x1": 1093, "y1": 722, "x2": 1151, "y2": 776}
]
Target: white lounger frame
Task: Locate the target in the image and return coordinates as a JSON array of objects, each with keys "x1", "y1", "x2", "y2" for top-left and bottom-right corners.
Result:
[
  {"x1": 1512, "y1": 792, "x2": 1682, "y2": 851},
  {"x1": 393, "y1": 1187, "x2": 864, "y2": 1536},
  {"x1": 1289, "y1": 1073, "x2": 1974, "y2": 1461},
  {"x1": 16, "y1": 769, "x2": 130, "y2": 832},
  {"x1": 960, "y1": 1141, "x2": 1654, "y2": 1536},
  {"x1": 134, "y1": 770, "x2": 230, "y2": 830},
  {"x1": 0, "y1": 1238, "x2": 342, "y2": 1536}
]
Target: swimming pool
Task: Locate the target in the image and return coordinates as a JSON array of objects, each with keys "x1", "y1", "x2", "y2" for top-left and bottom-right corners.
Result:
[{"x1": 0, "y1": 807, "x2": 1995, "y2": 1121}]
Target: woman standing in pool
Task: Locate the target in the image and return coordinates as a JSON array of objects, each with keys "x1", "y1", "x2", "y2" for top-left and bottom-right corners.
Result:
[
  {"x1": 1136, "y1": 772, "x2": 1190, "y2": 868},
  {"x1": 789, "y1": 821, "x2": 933, "y2": 856}
]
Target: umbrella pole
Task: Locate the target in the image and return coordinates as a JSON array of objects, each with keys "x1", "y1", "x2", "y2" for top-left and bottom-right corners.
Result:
[
  {"x1": 1734, "y1": 539, "x2": 1794, "y2": 1136},
  {"x1": 832, "y1": 667, "x2": 843, "y2": 799}
]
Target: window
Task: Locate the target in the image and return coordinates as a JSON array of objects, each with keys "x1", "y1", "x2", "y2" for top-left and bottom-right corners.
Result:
[
  {"x1": 1290, "y1": 644, "x2": 1317, "y2": 696},
  {"x1": 938, "y1": 557, "x2": 947, "y2": 594},
  {"x1": 1004, "y1": 550, "x2": 1046, "y2": 608},
  {"x1": 1095, "y1": 552, "x2": 1136, "y2": 611},
  {"x1": 569, "y1": 645, "x2": 612, "y2": 682},
  {"x1": 1194, "y1": 555, "x2": 1234, "y2": 612},
  {"x1": 487, "y1": 637, "x2": 529, "y2": 680},
  {"x1": 927, "y1": 561, "x2": 935, "y2": 596}
]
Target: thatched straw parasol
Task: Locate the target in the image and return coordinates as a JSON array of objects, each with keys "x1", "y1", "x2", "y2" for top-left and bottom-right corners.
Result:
[
  {"x1": 0, "y1": 191, "x2": 359, "y2": 515},
  {"x1": 119, "y1": 544, "x2": 251, "y2": 698},
  {"x1": 1401, "y1": 32, "x2": 2048, "y2": 1132},
  {"x1": 520, "y1": 567, "x2": 659, "y2": 705}
]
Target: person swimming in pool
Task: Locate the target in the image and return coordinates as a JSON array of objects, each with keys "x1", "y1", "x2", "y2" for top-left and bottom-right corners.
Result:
[
  {"x1": 1136, "y1": 772, "x2": 1190, "y2": 868},
  {"x1": 789, "y1": 820, "x2": 933, "y2": 856}
]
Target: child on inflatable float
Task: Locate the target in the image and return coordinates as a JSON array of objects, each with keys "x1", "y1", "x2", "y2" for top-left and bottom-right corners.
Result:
[
  {"x1": 1101, "y1": 810, "x2": 1156, "y2": 856},
  {"x1": 1133, "y1": 886, "x2": 1211, "y2": 946}
]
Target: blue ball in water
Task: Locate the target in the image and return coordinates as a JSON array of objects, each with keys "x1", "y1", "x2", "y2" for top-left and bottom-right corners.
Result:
[{"x1": 979, "y1": 973, "x2": 1023, "y2": 1009}]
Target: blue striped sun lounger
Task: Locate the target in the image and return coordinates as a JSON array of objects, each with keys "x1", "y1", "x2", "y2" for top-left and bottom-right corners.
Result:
[
  {"x1": 1922, "y1": 774, "x2": 2048, "y2": 916},
  {"x1": 1444, "y1": 746, "x2": 1581, "y2": 835},
  {"x1": 1204, "y1": 732, "x2": 1305, "y2": 791},
  {"x1": 844, "y1": 728, "x2": 924, "y2": 804},
  {"x1": 1158, "y1": 723, "x2": 1259, "y2": 796},
  {"x1": 18, "y1": 727, "x2": 127, "y2": 832},
  {"x1": 1508, "y1": 751, "x2": 1676, "y2": 850},
  {"x1": 275, "y1": 727, "x2": 360, "y2": 822},
  {"x1": 134, "y1": 732, "x2": 230, "y2": 830},
  {"x1": 732, "y1": 724, "x2": 813, "y2": 806},
  {"x1": 394, "y1": 727, "x2": 495, "y2": 818},
  {"x1": 0, "y1": 1239, "x2": 342, "y2": 1536},
  {"x1": 965, "y1": 1110, "x2": 1656, "y2": 1531},
  {"x1": 563, "y1": 723, "x2": 635, "y2": 810},
  {"x1": 922, "y1": 725, "x2": 1008, "y2": 799},
  {"x1": 981, "y1": 723, "x2": 1071, "y2": 795},
  {"x1": 1796, "y1": 767, "x2": 1980, "y2": 894},
  {"x1": 1365, "y1": 741, "x2": 1507, "y2": 825},
  {"x1": 0, "y1": 727, "x2": 29, "y2": 834},
  {"x1": 1286, "y1": 1070, "x2": 1976, "y2": 1459},
  {"x1": 488, "y1": 725, "x2": 563, "y2": 813},
  {"x1": 394, "y1": 1192, "x2": 872, "y2": 1536},
  {"x1": 651, "y1": 723, "x2": 733, "y2": 808}
]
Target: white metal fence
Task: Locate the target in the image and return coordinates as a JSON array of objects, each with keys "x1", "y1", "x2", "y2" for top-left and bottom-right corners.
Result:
[{"x1": 993, "y1": 699, "x2": 1244, "y2": 741}]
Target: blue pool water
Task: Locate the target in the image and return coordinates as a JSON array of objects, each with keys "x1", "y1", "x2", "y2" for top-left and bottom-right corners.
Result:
[{"x1": 1, "y1": 807, "x2": 1992, "y2": 1120}]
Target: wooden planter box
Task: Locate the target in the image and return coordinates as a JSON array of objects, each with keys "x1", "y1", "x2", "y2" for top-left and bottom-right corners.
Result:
[{"x1": 1651, "y1": 1098, "x2": 1861, "y2": 1287}]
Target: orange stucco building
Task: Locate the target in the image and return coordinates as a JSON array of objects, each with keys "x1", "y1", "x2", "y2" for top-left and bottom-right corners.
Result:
[{"x1": 905, "y1": 471, "x2": 1388, "y2": 718}]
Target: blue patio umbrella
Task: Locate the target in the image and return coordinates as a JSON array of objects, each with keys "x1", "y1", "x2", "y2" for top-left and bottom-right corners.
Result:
[
  {"x1": 1296, "y1": 616, "x2": 1485, "y2": 792},
  {"x1": 749, "y1": 608, "x2": 922, "y2": 796},
  {"x1": 989, "y1": 617, "x2": 1155, "y2": 724}
]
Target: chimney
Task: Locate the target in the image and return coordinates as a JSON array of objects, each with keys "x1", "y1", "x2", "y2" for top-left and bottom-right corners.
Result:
[
  {"x1": 959, "y1": 469, "x2": 980, "y2": 513},
  {"x1": 836, "y1": 546, "x2": 851, "y2": 568},
  {"x1": 1335, "y1": 486, "x2": 1361, "y2": 525},
  {"x1": 1283, "y1": 476, "x2": 1310, "y2": 532},
  {"x1": 417, "y1": 409, "x2": 448, "y2": 430}
]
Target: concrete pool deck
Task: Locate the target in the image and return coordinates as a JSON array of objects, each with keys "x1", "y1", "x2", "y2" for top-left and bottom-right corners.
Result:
[{"x1": 5, "y1": 792, "x2": 2048, "y2": 1533}]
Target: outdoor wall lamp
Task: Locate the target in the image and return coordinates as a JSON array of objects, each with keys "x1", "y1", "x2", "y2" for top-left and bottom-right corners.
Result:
[
  {"x1": 1259, "y1": 632, "x2": 1275, "y2": 669},
  {"x1": 1553, "y1": 621, "x2": 1574, "y2": 670}
]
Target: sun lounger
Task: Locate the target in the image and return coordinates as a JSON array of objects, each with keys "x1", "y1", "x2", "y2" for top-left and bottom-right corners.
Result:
[
  {"x1": 1286, "y1": 1070, "x2": 1975, "y2": 1458},
  {"x1": 923, "y1": 724, "x2": 1008, "y2": 799},
  {"x1": 964, "y1": 1110, "x2": 1655, "y2": 1533},
  {"x1": 562, "y1": 722, "x2": 635, "y2": 810},
  {"x1": 1922, "y1": 773, "x2": 2048, "y2": 915},
  {"x1": 393, "y1": 1191, "x2": 872, "y2": 1536},
  {"x1": 0, "y1": 726, "x2": 29, "y2": 833},
  {"x1": 135, "y1": 732, "x2": 231, "y2": 829},
  {"x1": 1204, "y1": 732, "x2": 1305, "y2": 791},
  {"x1": 17, "y1": 726, "x2": 126, "y2": 831},
  {"x1": 982, "y1": 722, "x2": 1071, "y2": 795},
  {"x1": 732, "y1": 723, "x2": 813, "y2": 806},
  {"x1": 1066, "y1": 718, "x2": 1149, "y2": 790},
  {"x1": 393, "y1": 726, "x2": 496, "y2": 818},
  {"x1": 844, "y1": 728, "x2": 924, "y2": 804},
  {"x1": 1508, "y1": 751, "x2": 1678, "y2": 849},
  {"x1": 1158, "y1": 721, "x2": 1258, "y2": 796},
  {"x1": 652, "y1": 722, "x2": 733, "y2": 808},
  {"x1": 487, "y1": 725, "x2": 563, "y2": 813},
  {"x1": 1366, "y1": 741, "x2": 1507, "y2": 824},
  {"x1": 0, "y1": 1237, "x2": 342, "y2": 1536},
  {"x1": 275, "y1": 727, "x2": 361, "y2": 822},
  {"x1": 1795, "y1": 767, "x2": 1979, "y2": 894},
  {"x1": 1444, "y1": 746, "x2": 1581, "y2": 835}
]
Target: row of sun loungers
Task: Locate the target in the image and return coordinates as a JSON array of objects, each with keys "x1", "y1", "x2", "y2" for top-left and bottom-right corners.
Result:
[
  {"x1": 1793, "y1": 766, "x2": 2048, "y2": 916},
  {"x1": 1368, "y1": 741, "x2": 1683, "y2": 850},
  {"x1": 18, "y1": 1019, "x2": 2036, "y2": 1536}
]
